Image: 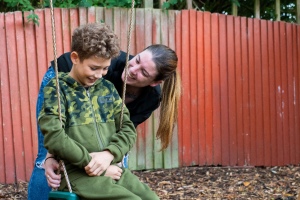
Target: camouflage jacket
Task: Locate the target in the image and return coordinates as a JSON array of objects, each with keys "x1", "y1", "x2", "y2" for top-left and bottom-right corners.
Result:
[{"x1": 38, "y1": 73, "x2": 136, "y2": 171}]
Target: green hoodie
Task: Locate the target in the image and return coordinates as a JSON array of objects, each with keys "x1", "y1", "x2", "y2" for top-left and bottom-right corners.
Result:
[{"x1": 39, "y1": 73, "x2": 137, "y2": 173}]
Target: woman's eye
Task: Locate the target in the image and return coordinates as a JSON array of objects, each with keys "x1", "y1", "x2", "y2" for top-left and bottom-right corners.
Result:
[{"x1": 142, "y1": 70, "x2": 149, "y2": 77}]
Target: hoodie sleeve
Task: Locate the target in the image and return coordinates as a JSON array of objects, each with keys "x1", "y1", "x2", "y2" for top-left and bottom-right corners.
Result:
[{"x1": 104, "y1": 86, "x2": 137, "y2": 163}]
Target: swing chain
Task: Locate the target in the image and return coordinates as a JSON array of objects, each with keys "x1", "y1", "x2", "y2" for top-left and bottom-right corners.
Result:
[
  {"x1": 49, "y1": 0, "x2": 73, "y2": 193},
  {"x1": 120, "y1": 0, "x2": 135, "y2": 128}
]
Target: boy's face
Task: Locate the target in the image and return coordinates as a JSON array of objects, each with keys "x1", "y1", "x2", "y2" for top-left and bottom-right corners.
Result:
[
  {"x1": 121, "y1": 50, "x2": 162, "y2": 88},
  {"x1": 69, "y1": 52, "x2": 111, "y2": 87}
]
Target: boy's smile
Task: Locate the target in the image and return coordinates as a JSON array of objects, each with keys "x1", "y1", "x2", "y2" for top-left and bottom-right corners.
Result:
[{"x1": 69, "y1": 52, "x2": 111, "y2": 87}]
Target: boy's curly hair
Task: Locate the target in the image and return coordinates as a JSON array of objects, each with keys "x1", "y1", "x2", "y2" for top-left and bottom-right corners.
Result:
[{"x1": 71, "y1": 23, "x2": 120, "y2": 61}]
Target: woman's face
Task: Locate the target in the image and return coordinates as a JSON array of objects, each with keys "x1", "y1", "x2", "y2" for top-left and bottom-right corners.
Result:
[{"x1": 121, "y1": 50, "x2": 162, "y2": 88}]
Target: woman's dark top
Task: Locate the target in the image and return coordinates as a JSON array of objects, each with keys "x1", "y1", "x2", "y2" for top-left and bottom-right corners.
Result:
[{"x1": 51, "y1": 51, "x2": 161, "y2": 127}]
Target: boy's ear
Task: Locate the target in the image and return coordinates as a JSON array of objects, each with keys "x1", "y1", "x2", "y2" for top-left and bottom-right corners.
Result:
[
  {"x1": 70, "y1": 51, "x2": 80, "y2": 64},
  {"x1": 149, "y1": 80, "x2": 163, "y2": 87}
]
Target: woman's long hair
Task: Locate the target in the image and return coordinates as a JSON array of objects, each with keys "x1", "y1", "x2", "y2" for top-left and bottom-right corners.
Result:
[{"x1": 145, "y1": 44, "x2": 181, "y2": 150}]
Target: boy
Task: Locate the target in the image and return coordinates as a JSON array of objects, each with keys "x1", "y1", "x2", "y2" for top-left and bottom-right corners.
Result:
[{"x1": 39, "y1": 23, "x2": 159, "y2": 200}]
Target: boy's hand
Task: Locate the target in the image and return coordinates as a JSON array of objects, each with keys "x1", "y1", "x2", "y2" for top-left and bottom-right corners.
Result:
[
  {"x1": 85, "y1": 151, "x2": 114, "y2": 176},
  {"x1": 44, "y1": 157, "x2": 61, "y2": 188},
  {"x1": 104, "y1": 165, "x2": 123, "y2": 180}
]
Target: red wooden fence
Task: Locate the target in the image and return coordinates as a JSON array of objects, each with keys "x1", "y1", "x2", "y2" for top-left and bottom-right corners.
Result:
[
  {"x1": 176, "y1": 10, "x2": 300, "y2": 167},
  {"x1": 1, "y1": 7, "x2": 300, "y2": 184}
]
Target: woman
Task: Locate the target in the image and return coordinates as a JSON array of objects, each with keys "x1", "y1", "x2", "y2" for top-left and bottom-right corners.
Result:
[{"x1": 27, "y1": 44, "x2": 180, "y2": 200}]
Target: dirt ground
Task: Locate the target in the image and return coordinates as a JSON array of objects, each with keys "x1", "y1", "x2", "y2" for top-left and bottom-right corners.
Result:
[{"x1": 1, "y1": 165, "x2": 299, "y2": 200}]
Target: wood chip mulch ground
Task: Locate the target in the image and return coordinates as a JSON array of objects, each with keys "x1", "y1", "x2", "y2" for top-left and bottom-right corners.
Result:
[{"x1": 1, "y1": 165, "x2": 299, "y2": 200}]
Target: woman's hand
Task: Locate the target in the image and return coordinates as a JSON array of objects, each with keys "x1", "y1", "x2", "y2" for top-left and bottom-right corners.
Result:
[
  {"x1": 104, "y1": 165, "x2": 123, "y2": 180},
  {"x1": 44, "y1": 156, "x2": 61, "y2": 188},
  {"x1": 84, "y1": 151, "x2": 114, "y2": 176}
]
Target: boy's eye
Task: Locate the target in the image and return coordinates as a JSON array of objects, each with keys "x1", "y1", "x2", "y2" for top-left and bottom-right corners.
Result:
[
  {"x1": 103, "y1": 67, "x2": 109, "y2": 71},
  {"x1": 90, "y1": 67, "x2": 97, "y2": 71}
]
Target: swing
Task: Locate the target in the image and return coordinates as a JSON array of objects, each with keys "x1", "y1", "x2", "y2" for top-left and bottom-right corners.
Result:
[{"x1": 47, "y1": 0, "x2": 135, "y2": 199}]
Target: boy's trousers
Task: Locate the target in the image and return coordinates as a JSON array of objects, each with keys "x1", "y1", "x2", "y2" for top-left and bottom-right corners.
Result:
[{"x1": 59, "y1": 168, "x2": 159, "y2": 200}]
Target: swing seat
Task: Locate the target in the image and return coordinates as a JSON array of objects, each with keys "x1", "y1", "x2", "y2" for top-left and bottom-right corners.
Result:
[{"x1": 48, "y1": 191, "x2": 80, "y2": 200}]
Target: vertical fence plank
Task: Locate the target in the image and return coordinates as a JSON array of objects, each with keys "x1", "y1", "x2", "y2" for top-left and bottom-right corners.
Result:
[
  {"x1": 274, "y1": 21, "x2": 284, "y2": 166},
  {"x1": 219, "y1": 14, "x2": 230, "y2": 166},
  {"x1": 168, "y1": 10, "x2": 179, "y2": 169},
  {"x1": 103, "y1": 8, "x2": 113, "y2": 29},
  {"x1": 70, "y1": 8, "x2": 79, "y2": 35},
  {"x1": 128, "y1": 8, "x2": 136, "y2": 55},
  {"x1": 24, "y1": 11, "x2": 40, "y2": 171},
  {"x1": 0, "y1": 12, "x2": 9, "y2": 183},
  {"x1": 247, "y1": 18, "x2": 257, "y2": 166},
  {"x1": 161, "y1": 9, "x2": 172, "y2": 168},
  {"x1": 211, "y1": 13, "x2": 221, "y2": 165},
  {"x1": 54, "y1": 8, "x2": 64, "y2": 61},
  {"x1": 267, "y1": 21, "x2": 278, "y2": 166},
  {"x1": 196, "y1": 11, "x2": 206, "y2": 166},
  {"x1": 261, "y1": 19, "x2": 271, "y2": 166},
  {"x1": 180, "y1": 10, "x2": 192, "y2": 166},
  {"x1": 45, "y1": 9, "x2": 54, "y2": 65},
  {"x1": 87, "y1": 7, "x2": 96, "y2": 23},
  {"x1": 1, "y1": 13, "x2": 16, "y2": 183},
  {"x1": 253, "y1": 18, "x2": 264, "y2": 166},
  {"x1": 34, "y1": 10, "x2": 48, "y2": 85},
  {"x1": 279, "y1": 22, "x2": 290, "y2": 165},
  {"x1": 203, "y1": 12, "x2": 213, "y2": 165},
  {"x1": 144, "y1": 8, "x2": 154, "y2": 170},
  {"x1": 61, "y1": 8, "x2": 71, "y2": 52},
  {"x1": 16, "y1": 11, "x2": 34, "y2": 180},
  {"x1": 152, "y1": 9, "x2": 163, "y2": 169},
  {"x1": 175, "y1": 10, "x2": 183, "y2": 166},
  {"x1": 227, "y1": 15, "x2": 238, "y2": 166},
  {"x1": 135, "y1": 8, "x2": 146, "y2": 170},
  {"x1": 95, "y1": 7, "x2": 104, "y2": 23},
  {"x1": 6, "y1": 12, "x2": 26, "y2": 181},
  {"x1": 241, "y1": 17, "x2": 250, "y2": 165},
  {"x1": 189, "y1": 10, "x2": 198, "y2": 166},
  {"x1": 120, "y1": 8, "x2": 129, "y2": 52},
  {"x1": 286, "y1": 23, "x2": 296, "y2": 164},
  {"x1": 296, "y1": 25, "x2": 300, "y2": 163},
  {"x1": 79, "y1": 7, "x2": 87, "y2": 25},
  {"x1": 234, "y1": 16, "x2": 244, "y2": 166},
  {"x1": 112, "y1": 8, "x2": 121, "y2": 40},
  {"x1": 32, "y1": 10, "x2": 47, "y2": 163}
]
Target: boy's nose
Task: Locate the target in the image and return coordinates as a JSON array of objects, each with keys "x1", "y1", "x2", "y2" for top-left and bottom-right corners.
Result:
[{"x1": 94, "y1": 72, "x2": 102, "y2": 79}]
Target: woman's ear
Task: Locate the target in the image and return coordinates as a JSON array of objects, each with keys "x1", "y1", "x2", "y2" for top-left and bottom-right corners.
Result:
[
  {"x1": 70, "y1": 51, "x2": 80, "y2": 64},
  {"x1": 149, "y1": 80, "x2": 163, "y2": 87}
]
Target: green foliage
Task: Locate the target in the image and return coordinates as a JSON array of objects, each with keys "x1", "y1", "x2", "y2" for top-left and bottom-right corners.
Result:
[
  {"x1": 2, "y1": 0, "x2": 34, "y2": 12},
  {"x1": 0, "y1": 0, "x2": 298, "y2": 24},
  {"x1": 27, "y1": 12, "x2": 40, "y2": 26},
  {"x1": 162, "y1": 0, "x2": 186, "y2": 10},
  {"x1": 0, "y1": 0, "x2": 142, "y2": 26}
]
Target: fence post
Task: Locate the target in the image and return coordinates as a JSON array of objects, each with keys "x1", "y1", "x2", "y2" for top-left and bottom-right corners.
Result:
[
  {"x1": 143, "y1": 0, "x2": 153, "y2": 8},
  {"x1": 232, "y1": 2, "x2": 238, "y2": 16},
  {"x1": 186, "y1": 0, "x2": 193, "y2": 9},
  {"x1": 254, "y1": 0, "x2": 260, "y2": 19},
  {"x1": 275, "y1": 0, "x2": 280, "y2": 21}
]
